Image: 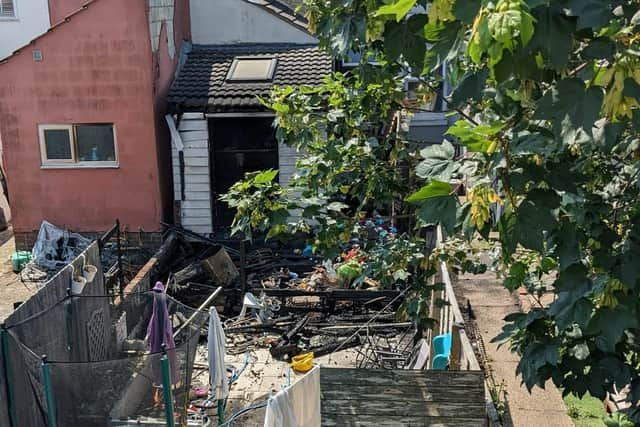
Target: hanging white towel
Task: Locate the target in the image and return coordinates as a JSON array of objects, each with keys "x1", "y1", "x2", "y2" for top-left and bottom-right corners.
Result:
[
  {"x1": 263, "y1": 365, "x2": 321, "y2": 427},
  {"x1": 208, "y1": 306, "x2": 229, "y2": 399}
]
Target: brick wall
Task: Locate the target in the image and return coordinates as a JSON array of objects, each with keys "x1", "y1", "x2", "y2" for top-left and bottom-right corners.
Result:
[{"x1": 14, "y1": 230, "x2": 163, "y2": 252}]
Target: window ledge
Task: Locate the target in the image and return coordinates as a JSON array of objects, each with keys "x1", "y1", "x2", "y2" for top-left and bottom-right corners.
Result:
[
  {"x1": 40, "y1": 162, "x2": 120, "y2": 170},
  {"x1": 0, "y1": 17, "x2": 19, "y2": 21}
]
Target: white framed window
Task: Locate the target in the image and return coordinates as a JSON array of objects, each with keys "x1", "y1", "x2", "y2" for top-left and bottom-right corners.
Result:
[
  {"x1": 0, "y1": 0, "x2": 16, "y2": 19},
  {"x1": 38, "y1": 123, "x2": 119, "y2": 168}
]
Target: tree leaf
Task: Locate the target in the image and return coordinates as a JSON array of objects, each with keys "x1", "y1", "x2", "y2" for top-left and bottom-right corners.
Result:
[
  {"x1": 520, "y1": 11, "x2": 535, "y2": 46},
  {"x1": 452, "y1": 0, "x2": 481, "y2": 24},
  {"x1": 514, "y1": 193, "x2": 559, "y2": 251},
  {"x1": 623, "y1": 77, "x2": 640, "y2": 99},
  {"x1": 253, "y1": 169, "x2": 279, "y2": 184},
  {"x1": 517, "y1": 341, "x2": 560, "y2": 390},
  {"x1": 446, "y1": 120, "x2": 503, "y2": 152},
  {"x1": 424, "y1": 20, "x2": 462, "y2": 71},
  {"x1": 511, "y1": 131, "x2": 558, "y2": 156},
  {"x1": 581, "y1": 37, "x2": 615, "y2": 60},
  {"x1": 449, "y1": 68, "x2": 489, "y2": 108},
  {"x1": 535, "y1": 78, "x2": 604, "y2": 140},
  {"x1": 549, "y1": 297, "x2": 594, "y2": 330},
  {"x1": 571, "y1": 342, "x2": 590, "y2": 360},
  {"x1": 585, "y1": 308, "x2": 638, "y2": 353},
  {"x1": 498, "y1": 211, "x2": 517, "y2": 258},
  {"x1": 376, "y1": 0, "x2": 417, "y2": 22},
  {"x1": 415, "y1": 194, "x2": 457, "y2": 234},
  {"x1": 528, "y1": 7, "x2": 574, "y2": 70},
  {"x1": 383, "y1": 14, "x2": 427, "y2": 69},
  {"x1": 552, "y1": 221, "x2": 582, "y2": 270},
  {"x1": 416, "y1": 141, "x2": 456, "y2": 180},
  {"x1": 487, "y1": 10, "x2": 521, "y2": 44},
  {"x1": 406, "y1": 180, "x2": 452, "y2": 202}
]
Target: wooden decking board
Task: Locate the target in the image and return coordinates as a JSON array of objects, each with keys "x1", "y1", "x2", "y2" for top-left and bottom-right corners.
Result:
[
  {"x1": 320, "y1": 368, "x2": 486, "y2": 426},
  {"x1": 321, "y1": 368, "x2": 484, "y2": 387},
  {"x1": 320, "y1": 385, "x2": 480, "y2": 402},
  {"x1": 321, "y1": 400, "x2": 486, "y2": 417},
  {"x1": 322, "y1": 415, "x2": 485, "y2": 427}
]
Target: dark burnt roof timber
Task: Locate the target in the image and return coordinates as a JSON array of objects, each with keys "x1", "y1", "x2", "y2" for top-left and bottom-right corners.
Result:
[{"x1": 167, "y1": 44, "x2": 333, "y2": 113}]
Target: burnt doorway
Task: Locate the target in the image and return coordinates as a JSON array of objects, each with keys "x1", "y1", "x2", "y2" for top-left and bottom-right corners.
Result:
[{"x1": 210, "y1": 116, "x2": 279, "y2": 227}]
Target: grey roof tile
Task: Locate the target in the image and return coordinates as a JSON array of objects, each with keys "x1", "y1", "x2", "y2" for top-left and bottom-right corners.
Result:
[{"x1": 168, "y1": 44, "x2": 332, "y2": 112}]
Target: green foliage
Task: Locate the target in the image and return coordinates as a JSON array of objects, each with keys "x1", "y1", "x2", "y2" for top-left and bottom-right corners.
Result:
[
  {"x1": 604, "y1": 412, "x2": 635, "y2": 427},
  {"x1": 293, "y1": 0, "x2": 640, "y2": 418},
  {"x1": 222, "y1": 0, "x2": 640, "y2": 416},
  {"x1": 219, "y1": 169, "x2": 292, "y2": 241},
  {"x1": 362, "y1": 234, "x2": 429, "y2": 288},
  {"x1": 563, "y1": 392, "x2": 607, "y2": 427}
]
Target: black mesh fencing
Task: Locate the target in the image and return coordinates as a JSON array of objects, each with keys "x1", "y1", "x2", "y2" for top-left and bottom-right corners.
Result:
[{"x1": 1, "y1": 289, "x2": 209, "y2": 426}]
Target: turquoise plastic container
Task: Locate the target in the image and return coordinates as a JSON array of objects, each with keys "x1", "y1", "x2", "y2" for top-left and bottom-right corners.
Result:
[{"x1": 10, "y1": 251, "x2": 31, "y2": 273}]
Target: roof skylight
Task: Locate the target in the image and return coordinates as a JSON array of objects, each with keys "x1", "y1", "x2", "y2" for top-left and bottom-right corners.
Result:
[{"x1": 227, "y1": 57, "x2": 277, "y2": 82}]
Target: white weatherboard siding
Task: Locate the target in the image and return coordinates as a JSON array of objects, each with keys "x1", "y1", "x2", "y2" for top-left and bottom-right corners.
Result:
[
  {"x1": 189, "y1": 0, "x2": 316, "y2": 44},
  {"x1": 0, "y1": 0, "x2": 50, "y2": 60},
  {"x1": 278, "y1": 142, "x2": 298, "y2": 188},
  {"x1": 171, "y1": 113, "x2": 213, "y2": 234}
]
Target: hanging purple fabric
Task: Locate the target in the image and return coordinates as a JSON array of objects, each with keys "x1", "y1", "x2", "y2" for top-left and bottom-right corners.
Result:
[{"x1": 147, "y1": 281, "x2": 179, "y2": 384}]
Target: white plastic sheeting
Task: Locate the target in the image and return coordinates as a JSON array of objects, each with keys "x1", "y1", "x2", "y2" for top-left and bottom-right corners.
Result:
[{"x1": 31, "y1": 221, "x2": 91, "y2": 270}]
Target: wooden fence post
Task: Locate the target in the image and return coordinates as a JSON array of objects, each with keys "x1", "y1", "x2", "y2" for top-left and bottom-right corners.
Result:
[{"x1": 449, "y1": 323, "x2": 463, "y2": 370}]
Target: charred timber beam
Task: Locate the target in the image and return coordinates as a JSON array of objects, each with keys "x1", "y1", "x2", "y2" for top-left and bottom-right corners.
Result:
[
  {"x1": 186, "y1": 284, "x2": 402, "y2": 302},
  {"x1": 283, "y1": 313, "x2": 311, "y2": 342},
  {"x1": 311, "y1": 336, "x2": 362, "y2": 357},
  {"x1": 98, "y1": 220, "x2": 120, "y2": 251},
  {"x1": 247, "y1": 289, "x2": 402, "y2": 300},
  {"x1": 160, "y1": 222, "x2": 238, "y2": 255}
]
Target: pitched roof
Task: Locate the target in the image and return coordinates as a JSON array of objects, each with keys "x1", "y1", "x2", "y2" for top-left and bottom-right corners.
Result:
[
  {"x1": 242, "y1": 0, "x2": 308, "y2": 32},
  {"x1": 168, "y1": 44, "x2": 332, "y2": 112}
]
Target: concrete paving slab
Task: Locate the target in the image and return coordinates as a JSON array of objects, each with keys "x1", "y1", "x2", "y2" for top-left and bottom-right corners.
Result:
[{"x1": 457, "y1": 271, "x2": 574, "y2": 427}]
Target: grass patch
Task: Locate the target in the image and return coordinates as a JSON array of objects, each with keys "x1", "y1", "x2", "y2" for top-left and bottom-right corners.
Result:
[{"x1": 564, "y1": 393, "x2": 607, "y2": 427}]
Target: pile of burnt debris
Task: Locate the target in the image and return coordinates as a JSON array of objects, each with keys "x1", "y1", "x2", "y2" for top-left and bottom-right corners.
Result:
[{"x1": 158, "y1": 224, "x2": 418, "y2": 369}]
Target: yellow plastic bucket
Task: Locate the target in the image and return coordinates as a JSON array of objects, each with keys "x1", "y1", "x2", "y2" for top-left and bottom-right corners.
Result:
[{"x1": 291, "y1": 352, "x2": 314, "y2": 373}]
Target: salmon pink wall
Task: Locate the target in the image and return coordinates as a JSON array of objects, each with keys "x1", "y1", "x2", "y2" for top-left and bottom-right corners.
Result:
[
  {"x1": 48, "y1": 0, "x2": 88, "y2": 24},
  {"x1": 0, "y1": 0, "x2": 163, "y2": 233}
]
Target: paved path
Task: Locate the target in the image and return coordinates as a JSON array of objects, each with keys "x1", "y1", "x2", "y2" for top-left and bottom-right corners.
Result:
[{"x1": 457, "y1": 271, "x2": 574, "y2": 427}]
